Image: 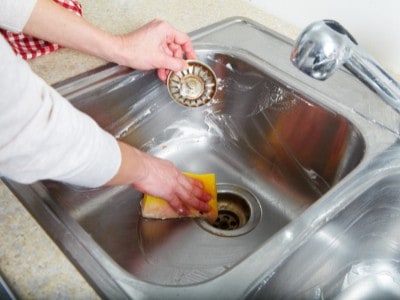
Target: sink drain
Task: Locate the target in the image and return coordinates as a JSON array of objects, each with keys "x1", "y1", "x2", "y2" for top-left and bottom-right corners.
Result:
[
  {"x1": 197, "y1": 184, "x2": 261, "y2": 237},
  {"x1": 213, "y1": 192, "x2": 250, "y2": 230}
]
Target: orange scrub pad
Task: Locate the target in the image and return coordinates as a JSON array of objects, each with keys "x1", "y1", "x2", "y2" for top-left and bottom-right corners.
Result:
[{"x1": 141, "y1": 173, "x2": 218, "y2": 223}]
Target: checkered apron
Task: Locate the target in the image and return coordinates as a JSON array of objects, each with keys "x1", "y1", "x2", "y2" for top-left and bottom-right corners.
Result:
[{"x1": 0, "y1": 0, "x2": 82, "y2": 59}]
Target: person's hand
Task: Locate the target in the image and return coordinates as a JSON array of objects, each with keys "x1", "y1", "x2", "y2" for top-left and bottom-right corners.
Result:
[
  {"x1": 132, "y1": 151, "x2": 211, "y2": 215},
  {"x1": 114, "y1": 19, "x2": 197, "y2": 82},
  {"x1": 23, "y1": 2, "x2": 195, "y2": 81},
  {"x1": 106, "y1": 142, "x2": 211, "y2": 215}
]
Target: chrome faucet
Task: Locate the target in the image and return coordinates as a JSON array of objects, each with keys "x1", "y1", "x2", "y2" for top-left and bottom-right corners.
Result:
[{"x1": 291, "y1": 20, "x2": 400, "y2": 114}]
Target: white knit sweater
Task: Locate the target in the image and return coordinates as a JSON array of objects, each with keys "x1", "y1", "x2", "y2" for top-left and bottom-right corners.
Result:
[{"x1": 0, "y1": 0, "x2": 121, "y2": 187}]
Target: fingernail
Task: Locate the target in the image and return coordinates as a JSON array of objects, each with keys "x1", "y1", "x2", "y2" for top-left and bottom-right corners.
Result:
[{"x1": 178, "y1": 207, "x2": 189, "y2": 216}]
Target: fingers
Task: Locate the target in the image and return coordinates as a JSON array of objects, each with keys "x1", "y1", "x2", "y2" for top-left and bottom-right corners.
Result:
[
  {"x1": 180, "y1": 41, "x2": 197, "y2": 60},
  {"x1": 157, "y1": 68, "x2": 169, "y2": 83},
  {"x1": 182, "y1": 176, "x2": 211, "y2": 202},
  {"x1": 161, "y1": 173, "x2": 212, "y2": 216},
  {"x1": 174, "y1": 174, "x2": 212, "y2": 214},
  {"x1": 168, "y1": 196, "x2": 190, "y2": 216},
  {"x1": 117, "y1": 18, "x2": 196, "y2": 79},
  {"x1": 161, "y1": 184, "x2": 211, "y2": 217},
  {"x1": 156, "y1": 22, "x2": 197, "y2": 81},
  {"x1": 167, "y1": 28, "x2": 197, "y2": 60},
  {"x1": 132, "y1": 148, "x2": 211, "y2": 216},
  {"x1": 168, "y1": 43, "x2": 183, "y2": 59},
  {"x1": 157, "y1": 46, "x2": 187, "y2": 82},
  {"x1": 160, "y1": 55, "x2": 187, "y2": 72}
]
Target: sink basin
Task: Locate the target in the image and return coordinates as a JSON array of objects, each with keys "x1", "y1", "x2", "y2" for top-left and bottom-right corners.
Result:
[
  {"x1": 4, "y1": 17, "x2": 398, "y2": 299},
  {"x1": 39, "y1": 46, "x2": 364, "y2": 287},
  {"x1": 250, "y1": 156, "x2": 400, "y2": 299}
]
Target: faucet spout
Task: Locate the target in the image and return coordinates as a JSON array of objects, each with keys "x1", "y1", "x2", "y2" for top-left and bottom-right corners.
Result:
[{"x1": 291, "y1": 20, "x2": 400, "y2": 114}]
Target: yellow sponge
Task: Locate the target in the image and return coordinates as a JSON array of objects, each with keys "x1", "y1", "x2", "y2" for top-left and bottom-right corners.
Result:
[{"x1": 141, "y1": 173, "x2": 218, "y2": 223}]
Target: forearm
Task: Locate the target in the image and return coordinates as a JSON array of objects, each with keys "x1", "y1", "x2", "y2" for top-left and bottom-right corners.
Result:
[
  {"x1": 105, "y1": 141, "x2": 148, "y2": 186},
  {"x1": 0, "y1": 36, "x2": 121, "y2": 187},
  {"x1": 23, "y1": 0, "x2": 122, "y2": 63},
  {"x1": 23, "y1": 1, "x2": 196, "y2": 76}
]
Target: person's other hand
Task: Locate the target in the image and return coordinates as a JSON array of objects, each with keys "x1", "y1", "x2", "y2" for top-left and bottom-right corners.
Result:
[
  {"x1": 23, "y1": 3, "x2": 195, "y2": 82},
  {"x1": 132, "y1": 151, "x2": 211, "y2": 215},
  {"x1": 106, "y1": 142, "x2": 211, "y2": 216},
  {"x1": 115, "y1": 19, "x2": 197, "y2": 82}
]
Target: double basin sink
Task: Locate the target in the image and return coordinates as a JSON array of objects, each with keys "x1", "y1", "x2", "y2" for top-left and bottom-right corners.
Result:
[{"x1": 5, "y1": 17, "x2": 400, "y2": 299}]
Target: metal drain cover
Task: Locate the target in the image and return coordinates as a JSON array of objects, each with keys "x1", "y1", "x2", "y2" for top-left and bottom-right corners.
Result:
[{"x1": 167, "y1": 60, "x2": 217, "y2": 107}]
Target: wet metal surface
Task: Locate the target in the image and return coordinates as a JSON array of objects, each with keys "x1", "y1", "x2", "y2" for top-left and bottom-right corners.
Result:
[
  {"x1": 38, "y1": 46, "x2": 364, "y2": 286},
  {"x1": 250, "y1": 164, "x2": 400, "y2": 299},
  {"x1": 4, "y1": 18, "x2": 400, "y2": 299}
]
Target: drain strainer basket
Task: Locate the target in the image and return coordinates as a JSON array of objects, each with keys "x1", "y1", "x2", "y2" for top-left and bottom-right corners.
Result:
[{"x1": 167, "y1": 60, "x2": 217, "y2": 107}]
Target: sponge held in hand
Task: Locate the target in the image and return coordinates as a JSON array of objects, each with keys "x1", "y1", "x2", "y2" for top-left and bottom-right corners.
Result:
[{"x1": 140, "y1": 173, "x2": 218, "y2": 223}]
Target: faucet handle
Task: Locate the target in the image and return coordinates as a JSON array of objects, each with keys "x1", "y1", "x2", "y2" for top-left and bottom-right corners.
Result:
[
  {"x1": 292, "y1": 19, "x2": 400, "y2": 115},
  {"x1": 291, "y1": 20, "x2": 354, "y2": 80}
]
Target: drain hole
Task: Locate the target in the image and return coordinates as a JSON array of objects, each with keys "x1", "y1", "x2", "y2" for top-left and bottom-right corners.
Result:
[
  {"x1": 197, "y1": 183, "x2": 261, "y2": 237},
  {"x1": 212, "y1": 192, "x2": 251, "y2": 230},
  {"x1": 214, "y1": 211, "x2": 239, "y2": 230}
]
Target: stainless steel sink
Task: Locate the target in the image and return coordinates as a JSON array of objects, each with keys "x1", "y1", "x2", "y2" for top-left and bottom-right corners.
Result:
[
  {"x1": 4, "y1": 17, "x2": 400, "y2": 299},
  {"x1": 249, "y1": 147, "x2": 400, "y2": 299},
  {"x1": 37, "y1": 45, "x2": 365, "y2": 287}
]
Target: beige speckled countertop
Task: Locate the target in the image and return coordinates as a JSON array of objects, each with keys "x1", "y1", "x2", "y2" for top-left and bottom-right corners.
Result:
[{"x1": 0, "y1": 0, "x2": 398, "y2": 299}]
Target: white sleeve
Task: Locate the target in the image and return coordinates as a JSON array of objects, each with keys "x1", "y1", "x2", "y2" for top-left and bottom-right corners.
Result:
[
  {"x1": 0, "y1": 0, "x2": 37, "y2": 32},
  {"x1": 0, "y1": 36, "x2": 121, "y2": 188}
]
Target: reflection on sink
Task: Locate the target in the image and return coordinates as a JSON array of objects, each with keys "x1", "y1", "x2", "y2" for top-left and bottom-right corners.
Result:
[
  {"x1": 39, "y1": 47, "x2": 364, "y2": 286},
  {"x1": 251, "y1": 172, "x2": 400, "y2": 299}
]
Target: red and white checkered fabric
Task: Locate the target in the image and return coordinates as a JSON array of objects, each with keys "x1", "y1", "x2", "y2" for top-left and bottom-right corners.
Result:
[{"x1": 0, "y1": 0, "x2": 82, "y2": 60}]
